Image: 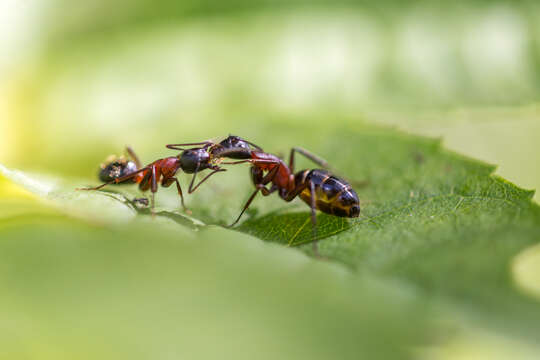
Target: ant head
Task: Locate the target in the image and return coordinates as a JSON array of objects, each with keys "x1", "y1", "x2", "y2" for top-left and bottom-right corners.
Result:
[
  {"x1": 216, "y1": 135, "x2": 260, "y2": 159},
  {"x1": 219, "y1": 135, "x2": 250, "y2": 149},
  {"x1": 179, "y1": 148, "x2": 211, "y2": 174}
]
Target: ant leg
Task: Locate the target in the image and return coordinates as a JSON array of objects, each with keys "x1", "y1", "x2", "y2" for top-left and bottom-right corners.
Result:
[
  {"x1": 173, "y1": 177, "x2": 188, "y2": 212},
  {"x1": 243, "y1": 140, "x2": 263, "y2": 151},
  {"x1": 150, "y1": 165, "x2": 158, "y2": 217},
  {"x1": 187, "y1": 166, "x2": 200, "y2": 193},
  {"x1": 166, "y1": 141, "x2": 213, "y2": 151},
  {"x1": 289, "y1": 147, "x2": 359, "y2": 187},
  {"x1": 125, "y1": 146, "x2": 142, "y2": 168},
  {"x1": 281, "y1": 181, "x2": 309, "y2": 202},
  {"x1": 77, "y1": 167, "x2": 148, "y2": 191},
  {"x1": 220, "y1": 160, "x2": 252, "y2": 165},
  {"x1": 227, "y1": 184, "x2": 276, "y2": 227},
  {"x1": 161, "y1": 176, "x2": 189, "y2": 213},
  {"x1": 228, "y1": 166, "x2": 279, "y2": 227},
  {"x1": 308, "y1": 181, "x2": 321, "y2": 258},
  {"x1": 188, "y1": 168, "x2": 227, "y2": 194},
  {"x1": 289, "y1": 147, "x2": 330, "y2": 173},
  {"x1": 77, "y1": 180, "x2": 116, "y2": 191},
  {"x1": 227, "y1": 186, "x2": 261, "y2": 227},
  {"x1": 220, "y1": 159, "x2": 281, "y2": 166}
]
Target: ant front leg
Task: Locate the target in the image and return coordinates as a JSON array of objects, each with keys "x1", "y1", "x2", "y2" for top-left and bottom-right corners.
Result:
[
  {"x1": 187, "y1": 167, "x2": 227, "y2": 194},
  {"x1": 77, "y1": 167, "x2": 148, "y2": 191},
  {"x1": 77, "y1": 180, "x2": 116, "y2": 191},
  {"x1": 160, "y1": 176, "x2": 189, "y2": 214},
  {"x1": 227, "y1": 166, "x2": 279, "y2": 227},
  {"x1": 166, "y1": 141, "x2": 213, "y2": 151}
]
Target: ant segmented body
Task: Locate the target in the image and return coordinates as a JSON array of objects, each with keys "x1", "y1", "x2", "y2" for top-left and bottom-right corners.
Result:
[
  {"x1": 79, "y1": 136, "x2": 262, "y2": 214},
  {"x1": 223, "y1": 147, "x2": 360, "y2": 256},
  {"x1": 80, "y1": 153, "x2": 192, "y2": 214}
]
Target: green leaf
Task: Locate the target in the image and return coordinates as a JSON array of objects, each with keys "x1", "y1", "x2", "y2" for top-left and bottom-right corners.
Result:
[
  {"x1": 0, "y1": 187, "x2": 431, "y2": 360},
  {"x1": 5, "y1": 2, "x2": 540, "y2": 358},
  {"x1": 234, "y1": 124, "x2": 540, "y2": 341},
  {"x1": 2, "y1": 121, "x2": 540, "y2": 357}
]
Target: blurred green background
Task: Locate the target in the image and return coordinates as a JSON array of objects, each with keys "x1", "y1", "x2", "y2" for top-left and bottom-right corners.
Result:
[{"x1": 1, "y1": 1, "x2": 540, "y2": 359}]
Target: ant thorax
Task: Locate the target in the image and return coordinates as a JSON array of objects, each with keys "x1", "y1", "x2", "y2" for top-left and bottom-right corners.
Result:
[{"x1": 179, "y1": 148, "x2": 211, "y2": 173}]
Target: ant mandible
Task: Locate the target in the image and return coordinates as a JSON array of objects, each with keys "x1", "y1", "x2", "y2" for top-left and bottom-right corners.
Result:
[
  {"x1": 221, "y1": 146, "x2": 360, "y2": 257},
  {"x1": 79, "y1": 136, "x2": 262, "y2": 214}
]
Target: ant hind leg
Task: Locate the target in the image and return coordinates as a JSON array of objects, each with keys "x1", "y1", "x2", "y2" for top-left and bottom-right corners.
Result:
[
  {"x1": 308, "y1": 181, "x2": 322, "y2": 258},
  {"x1": 150, "y1": 165, "x2": 158, "y2": 217},
  {"x1": 289, "y1": 147, "x2": 330, "y2": 173},
  {"x1": 166, "y1": 141, "x2": 213, "y2": 151}
]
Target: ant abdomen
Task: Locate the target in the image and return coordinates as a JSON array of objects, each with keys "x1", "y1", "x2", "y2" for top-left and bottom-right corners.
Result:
[
  {"x1": 296, "y1": 169, "x2": 360, "y2": 218},
  {"x1": 98, "y1": 158, "x2": 138, "y2": 183}
]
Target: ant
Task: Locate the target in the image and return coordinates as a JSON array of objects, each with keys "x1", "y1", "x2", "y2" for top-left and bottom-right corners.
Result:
[
  {"x1": 221, "y1": 146, "x2": 360, "y2": 257},
  {"x1": 95, "y1": 146, "x2": 149, "y2": 207},
  {"x1": 79, "y1": 136, "x2": 262, "y2": 214}
]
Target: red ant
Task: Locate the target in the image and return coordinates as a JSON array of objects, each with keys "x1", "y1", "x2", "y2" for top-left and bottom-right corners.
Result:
[
  {"x1": 221, "y1": 147, "x2": 360, "y2": 256},
  {"x1": 78, "y1": 136, "x2": 262, "y2": 214}
]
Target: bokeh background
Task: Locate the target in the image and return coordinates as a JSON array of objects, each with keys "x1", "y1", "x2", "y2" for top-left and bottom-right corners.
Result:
[{"x1": 1, "y1": 1, "x2": 540, "y2": 359}]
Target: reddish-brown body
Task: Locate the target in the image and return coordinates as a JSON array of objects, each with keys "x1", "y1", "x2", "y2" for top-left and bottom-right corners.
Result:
[
  {"x1": 250, "y1": 151, "x2": 294, "y2": 192},
  {"x1": 132, "y1": 157, "x2": 181, "y2": 191},
  {"x1": 81, "y1": 155, "x2": 185, "y2": 213},
  {"x1": 83, "y1": 136, "x2": 262, "y2": 214}
]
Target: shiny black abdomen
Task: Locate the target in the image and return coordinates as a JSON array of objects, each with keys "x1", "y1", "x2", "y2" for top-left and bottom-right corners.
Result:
[{"x1": 296, "y1": 169, "x2": 360, "y2": 218}]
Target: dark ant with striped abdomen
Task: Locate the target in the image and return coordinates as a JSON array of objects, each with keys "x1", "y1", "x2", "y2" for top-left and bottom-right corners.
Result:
[
  {"x1": 221, "y1": 146, "x2": 360, "y2": 257},
  {"x1": 79, "y1": 136, "x2": 262, "y2": 214}
]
